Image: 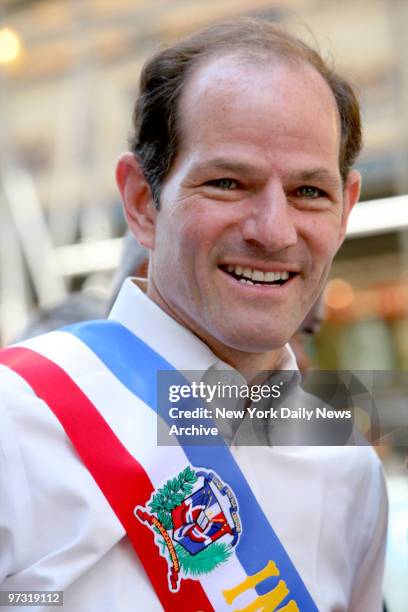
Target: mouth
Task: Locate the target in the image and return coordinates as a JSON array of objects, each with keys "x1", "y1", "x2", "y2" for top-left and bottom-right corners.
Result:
[{"x1": 219, "y1": 264, "x2": 298, "y2": 287}]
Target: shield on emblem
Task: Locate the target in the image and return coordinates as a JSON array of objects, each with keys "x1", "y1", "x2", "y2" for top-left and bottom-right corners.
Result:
[{"x1": 172, "y1": 474, "x2": 237, "y2": 555}]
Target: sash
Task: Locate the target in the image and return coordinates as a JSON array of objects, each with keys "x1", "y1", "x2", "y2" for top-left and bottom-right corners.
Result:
[{"x1": 0, "y1": 320, "x2": 317, "y2": 612}]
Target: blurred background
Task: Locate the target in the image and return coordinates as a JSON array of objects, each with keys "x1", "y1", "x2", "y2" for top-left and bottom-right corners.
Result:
[{"x1": 0, "y1": 0, "x2": 407, "y2": 608}]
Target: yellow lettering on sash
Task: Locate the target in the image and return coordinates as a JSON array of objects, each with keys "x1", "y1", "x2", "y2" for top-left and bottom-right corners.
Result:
[
  {"x1": 222, "y1": 560, "x2": 299, "y2": 612},
  {"x1": 276, "y1": 602, "x2": 299, "y2": 612},
  {"x1": 233, "y1": 580, "x2": 291, "y2": 612},
  {"x1": 223, "y1": 560, "x2": 279, "y2": 605}
]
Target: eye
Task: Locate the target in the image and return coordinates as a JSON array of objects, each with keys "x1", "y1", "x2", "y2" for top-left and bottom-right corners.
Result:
[
  {"x1": 205, "y1": 178, "x2": 239, "y2": 190},
  {"x1": 296, "y1": 185, "x2": 327, "y2": 199}
]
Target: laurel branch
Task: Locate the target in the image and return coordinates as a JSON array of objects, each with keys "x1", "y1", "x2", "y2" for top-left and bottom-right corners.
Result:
[{"x1": 148, "y1": 466, "x2": 198, "y2": 530}]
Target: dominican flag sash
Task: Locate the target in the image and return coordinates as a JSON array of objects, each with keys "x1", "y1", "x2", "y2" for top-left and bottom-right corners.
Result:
[{"x1": 0, "y1": 320, "x2": 317, "y2": 612}]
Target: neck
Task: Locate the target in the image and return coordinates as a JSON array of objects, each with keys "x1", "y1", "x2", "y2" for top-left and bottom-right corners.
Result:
[{"x1": 200, "y1": 332, "x2": 287, "y2": 374}]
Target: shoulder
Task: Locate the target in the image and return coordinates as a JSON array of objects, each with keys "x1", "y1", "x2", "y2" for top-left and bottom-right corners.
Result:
[
  {"x1": 0, "y1": 329, "x2": 101, "y2": 448},
  {"x1": 284, "y1": 445, "x2": 387, "y2": 512},
  {"x1": 0, "y1": 323, "x2": 116, "y2": 390},
  {"x1": 301, "y1": 444, "x2": 385, "y2": 484}
]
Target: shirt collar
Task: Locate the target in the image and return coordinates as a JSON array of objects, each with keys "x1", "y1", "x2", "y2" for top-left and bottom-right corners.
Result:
[{"x1": 109, "y1": 278, "x2": 298, "y2": 374}]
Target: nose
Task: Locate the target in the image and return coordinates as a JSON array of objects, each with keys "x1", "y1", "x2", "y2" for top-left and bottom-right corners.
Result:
[{"x1": 241, "y1": 181, "x2": 298, "y2": 252}]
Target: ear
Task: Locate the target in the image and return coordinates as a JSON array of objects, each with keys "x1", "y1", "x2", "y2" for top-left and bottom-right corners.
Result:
[
  {"x1": 337, "y1": 169, "x2": 361, "y2": 246},
  {"x1": 115, "y1": 152, "x2": 156, "y2": 249}
]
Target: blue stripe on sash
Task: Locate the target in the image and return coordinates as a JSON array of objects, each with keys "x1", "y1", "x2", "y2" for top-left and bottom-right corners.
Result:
[{"x1": 64, "y1": 320, "x2": 317, "y2": 610}]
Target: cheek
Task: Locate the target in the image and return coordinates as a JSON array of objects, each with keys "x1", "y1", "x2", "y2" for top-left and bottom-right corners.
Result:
[
  {"x1": 156, "y1": 216, "x2": 206, "y2": 290},
  {"x1": 302, "y1": 215, "x2": 344, "y2": 265},
  {"x1": 179, "y1": 209, "x2": 225, "y2": 259}
]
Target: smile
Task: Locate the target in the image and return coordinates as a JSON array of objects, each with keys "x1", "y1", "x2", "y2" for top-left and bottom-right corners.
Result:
[{"x1": 219, "y1": 264, "x2": 296, "y2": 286}]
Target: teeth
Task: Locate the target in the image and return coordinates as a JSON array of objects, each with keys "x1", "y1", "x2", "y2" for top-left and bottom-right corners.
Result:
[
  {"x1": 228, "y1": 265, "x2": 291, "y2": 282},
  {"x1": 239, "y1": 278, "x2": 254, "y2": 285},
  {"x1": 265, "y1": 271, "x2": 276, "y2": 282},
  {"x1": 252, "y1": 270, "x2": 264, "y2": 282}
]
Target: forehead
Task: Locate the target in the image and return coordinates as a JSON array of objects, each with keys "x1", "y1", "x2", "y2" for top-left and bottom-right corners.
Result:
[{"x1": 176, "y1": 54, "x2": 341, "y2": 175}]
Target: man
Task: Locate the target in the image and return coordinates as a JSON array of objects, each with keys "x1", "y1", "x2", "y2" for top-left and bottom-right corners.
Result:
[{"x1": 0, "y1": 18, "x2": 387, "y2": 612}]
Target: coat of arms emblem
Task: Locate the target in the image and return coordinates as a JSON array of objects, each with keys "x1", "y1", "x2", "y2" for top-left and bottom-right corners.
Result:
[{"x1": 135, "y1": 466, "x2": 241, "y2": 592}]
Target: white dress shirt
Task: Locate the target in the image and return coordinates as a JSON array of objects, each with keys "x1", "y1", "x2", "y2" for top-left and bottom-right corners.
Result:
[{"x1": 0, "y1": 279, "x2": 387, "y2": 611}]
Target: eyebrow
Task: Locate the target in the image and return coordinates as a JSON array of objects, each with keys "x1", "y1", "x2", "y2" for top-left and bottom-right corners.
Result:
[
  {"x1": 188, "y1": 159, "x2": 341, "y2": 188},
  {"x1": 188, "y1": 158, "x2": 263, "y2": 179},
  {"x1": 288, "y1": 168, "x2": 341, "y2": 189}
]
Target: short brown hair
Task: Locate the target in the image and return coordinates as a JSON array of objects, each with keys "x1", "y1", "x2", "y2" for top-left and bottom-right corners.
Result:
[{"x1": 130, "y1": 18, "x2": 362, "y2": 207}]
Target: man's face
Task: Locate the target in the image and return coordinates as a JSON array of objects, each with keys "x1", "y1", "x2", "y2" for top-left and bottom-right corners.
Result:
[{"x1": 144, "y1": 56, "x2": 359, "y2": 355}]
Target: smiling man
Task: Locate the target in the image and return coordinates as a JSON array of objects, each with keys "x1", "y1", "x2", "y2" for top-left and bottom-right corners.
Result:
[
  {"x1": 118, "y1": 51, "x2": 359, "y2": 369},
  {"x1": 0, "y1": 18, "x2": 386, "y2": 612}
]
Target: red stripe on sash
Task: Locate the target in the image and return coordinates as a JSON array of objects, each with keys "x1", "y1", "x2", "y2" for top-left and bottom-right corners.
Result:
[{"x1": 0, "y1": 347, "x2": 213, "y2": 612}]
